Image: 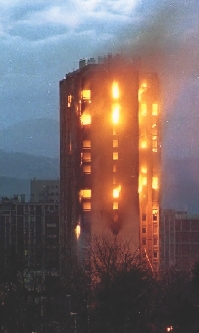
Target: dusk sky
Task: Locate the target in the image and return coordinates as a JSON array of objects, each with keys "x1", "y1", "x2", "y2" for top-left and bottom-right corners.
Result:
[{"x1": 1, "y1": 0, "x2": 199, "y2": 158}]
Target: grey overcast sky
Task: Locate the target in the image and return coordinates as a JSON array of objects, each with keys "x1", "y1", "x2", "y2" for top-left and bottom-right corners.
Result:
[{"x1": 1, "y1": 0, "x2": 199, "y2": 158}]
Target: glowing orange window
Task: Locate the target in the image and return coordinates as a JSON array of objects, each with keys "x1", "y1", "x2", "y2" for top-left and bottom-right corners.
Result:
[
  {"x1": 81, "y1": 114, "x2": 91, "y2": 125},
  {"x1": 113, "y1": 139, "x2": 118, "y2": 148},
  {"x1": 152, "y1": 103, "x2": 158, "y2": 116},
  {"x1": 83, "y1": 202, "x2": 91, "y2": 211},
  {"x1": 113, "y1": 202, "x2": 118, "y2": 210},
  {"x1": 113, "y1": 152, "x2": 118, "y2": 160},
  {"x1": 83, "y1": 140, "x2": 91, "y2": 148},
  {"x1": 83, "y1": 152, "x2": 91, "y2": 162},
  {"x1": 81, "y1": 90, "x2": 91, "y2": 100},
  {"x1": 83, "y1": 165, "x2": 91, "y2": 174},
  {"x1": 140, "y1": 103, "x2": 147, "y2": 116},
  {"x1": 82, "y1": 189, "x2": 91, "y2": 198},
  {"x1": 152, "y1": 177, "x2": 158, "y2": 189}
]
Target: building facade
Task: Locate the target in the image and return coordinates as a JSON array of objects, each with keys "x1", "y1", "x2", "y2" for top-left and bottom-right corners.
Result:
[
  {"x1": 30, "y1": 178, "x2": 60, "y2": 203},
  {"x1": 161, "y1": 209, "x2": 199, "y2": 270},
  {"x1": 0, "y1": 198, "x2": 59, "y2": 274},
  {"x1": 60, "y1": 55, "x2": 160, "y2": 270}
]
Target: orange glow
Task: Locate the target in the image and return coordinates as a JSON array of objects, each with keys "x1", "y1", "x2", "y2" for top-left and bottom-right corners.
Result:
[
  {"x1": 140, "y1": 103, "x2": 147, "y2": 116},
  {"x1": 152, "y1": 103, "x2": 158, "y2": 116},
  {"x1": 141, "y1": 166, "x2": 147, "y2": 174},
  {"x1": 81, "y1": 189, "x2": 91, "y2": 198},
  {"x1": 112, "y1": 103, "x2": 120, "y2": 124},
  {"x1": 152, "y1": 141, "x2": 157, "y2": 152},
  {"x1": 113, "y1": 164, "x2": 117, "y2": 172},
  {"x1": 83, "y1": 152, "x2": 91, "y2": 162},
  {"x1": 83, "y1": 140, "x2": 91, "y2": 148},
  {"x1": 83, "y1": 165, "x2": 91, "y2": 174},
  {"x1": 113, "y1": 202, "x2": 118, "y2": 210},
  {"x1": 140, "y1": 141, "x2": 147, "y2": 149},
  {"x1": 138, "y1": 82, "x2": 147, "y2": 102},
  {"x1": 83, "y1": 202, "x2": 91, "y2": 211},
  {"x1": 113, "y1": 185, "x2": 121, "y2": 198},
  {"x1": 81, "y1": 114, "x2": 91, "y2": 125},
  {"x1": 113, "y1": 152, "x2": 118, "y2": 160},
  {"x1": 113, "y1": 139, "x2": 118, "y2": 148},
  {"x1": 142, "y1": 177, "x2": 147, "y2": 186},
  {"x1": 75, "y1": 224, "x2": 81, "y2": 239},
  {"x1": 152, "y1": 177, "x2": 159, "y2": 190},
  {"x1": 81, "y1": 89, "x2": 91, "y2": 100},
  {"x1": 113, "y1": 128, "x2": 116, "y2": 136},
  {"x1": 112, "y1": 81, "x2": 119, "y2": 99},
  {"x1": 68, "y1": 95, "x2": 72, "y2": 107}
]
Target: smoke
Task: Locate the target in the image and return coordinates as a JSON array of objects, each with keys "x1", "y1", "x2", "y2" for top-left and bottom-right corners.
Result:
[
  {"x1": 117, "y1": 0, "x2": 199, "y2": 73},
  {"x1": 105, "y1": 0, "x2": 199, "y2": 159},
  {"x1": 94, "y1": 0, "x2": 199, "y2": 210}
]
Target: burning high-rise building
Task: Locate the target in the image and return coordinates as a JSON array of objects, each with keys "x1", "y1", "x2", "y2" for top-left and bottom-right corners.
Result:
[{"x1": 59, "y1": 55, "x2": 160, "y2": 271}]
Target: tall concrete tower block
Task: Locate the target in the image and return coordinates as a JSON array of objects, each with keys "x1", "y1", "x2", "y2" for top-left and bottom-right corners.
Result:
[{"x1": 60, "y1": 56, "x2": 160, "y2": 271}]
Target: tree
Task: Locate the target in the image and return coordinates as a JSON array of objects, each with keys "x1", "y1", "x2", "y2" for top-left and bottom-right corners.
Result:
[
  {"x1": 150, "y1": 267, "x2": 199, "y2": 333},
  {"x1": 89, "y1": 234, "x2": 155, "y2": 333}
]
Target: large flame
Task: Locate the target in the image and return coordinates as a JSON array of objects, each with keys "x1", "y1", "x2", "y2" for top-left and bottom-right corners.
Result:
[
  {"x1": 113, "y1": 185, "x2": 121, "y2": 198},
  {"x1": 112, "y1": 81, "x2": 119, "y2": 99},
  {"x1": 112, "y1": 103, "x2": 120, "y2": 124},
  {"x1": 81, "y1": 113, "x2": 91, "y2": 125}
]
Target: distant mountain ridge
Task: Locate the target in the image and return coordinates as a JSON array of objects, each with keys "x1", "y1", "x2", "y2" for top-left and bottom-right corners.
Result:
[
  {"x1": 1, "y1": 116, "x2": 199, "y2": 213},
  {"x1": 0, "y1": 149, "x2": 59, "y2": 179},
  {"x1": 0, "y1": 149, "x2": 59, "y2": 200},
  {"x1": 0, "y1": 118, "x2": 59, "y2": 158}
]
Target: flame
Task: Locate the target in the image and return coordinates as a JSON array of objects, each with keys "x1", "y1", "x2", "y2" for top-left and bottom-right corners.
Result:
[
  {"x1": 140, "y1": 103, "x2": 147, "y2": 116},
  {"x1": 75, "y1": 224, "x2": 81, "y2": 239},
  {"x1": 112, "y1": 81, "x2": 119, "y2": 99},
  {"x1": 141, "y1": 166, "x2": 147, "y2": 174},
  {"x1": 81, "y1": 114, "x2": 91, "y2": 125},
  {"x1": 140, "y1": 141, "x2": 147, "y2": 149},
  {"x1": 113, "y1": 202, "x2": 118, "y2": 210},
  {"x1": 113, "y1": 185, "x2": 121, "y2": 199},
  {"x1": 142, "y1": 176, "x2": 147, "y2": 186},
  {"x1": 81, "y1": 89, "x2": 91, "y2": 100},
  {"x1": 138, "y1": 82, "x2": 147, "y2": 102},
  {"x1": 112, "y1": 103, "x2": 120, "y2": 124}
]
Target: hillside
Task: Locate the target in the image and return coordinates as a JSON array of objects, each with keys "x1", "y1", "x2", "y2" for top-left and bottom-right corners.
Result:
[
  {"x1": 0, "y1": 118, "x2": 59, "y2": 158},
  {"x1": 0, "y1": 149, "x2": 59, "y2": 200}
]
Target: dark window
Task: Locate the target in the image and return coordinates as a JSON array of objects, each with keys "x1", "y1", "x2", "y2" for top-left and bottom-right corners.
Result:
[
  {"x1": 142, "y1": 213, "x2": 146, "y2": 221},
  {"x1": 142, "y1": 238, "x2": 146, "y2": 245}
]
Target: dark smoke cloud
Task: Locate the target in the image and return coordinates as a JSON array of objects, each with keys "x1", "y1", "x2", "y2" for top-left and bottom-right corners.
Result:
[
  {"x1": 107, "y1": 0, "x2": 199, "y2": 158},
  {"x1": 94, "y1": 0, "x2": 199, "y2": 210}
]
